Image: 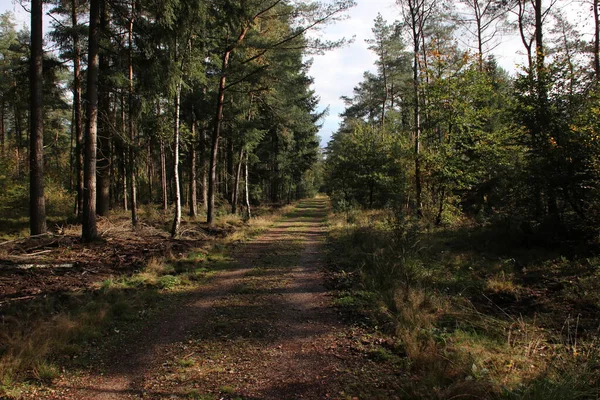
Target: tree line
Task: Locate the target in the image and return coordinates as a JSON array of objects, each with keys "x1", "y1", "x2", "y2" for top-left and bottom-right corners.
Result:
[
  {"x1": 0, "y1": 0, "x2": 353, "y2": 240},
  {"x1": 326, "y1": 0, "x2": 600, "y2": 238}
]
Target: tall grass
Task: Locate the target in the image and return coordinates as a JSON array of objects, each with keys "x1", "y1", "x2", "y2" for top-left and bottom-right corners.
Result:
[{"x1": 327, "y1": 209, "x2": 600, "y2": 399}]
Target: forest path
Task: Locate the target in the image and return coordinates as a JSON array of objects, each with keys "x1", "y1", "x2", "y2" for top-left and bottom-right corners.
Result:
[{"x1": 39, "y1": 197, "x2": 394, "y2": 400}]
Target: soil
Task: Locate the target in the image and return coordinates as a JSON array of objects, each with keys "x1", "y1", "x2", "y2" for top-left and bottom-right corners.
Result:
[
  {"x1": 0, "y1": 221, "x2": 205, "y2": 307},
  {"x1": 15, "y1": 198, "x2": 404, "y2": 400}
]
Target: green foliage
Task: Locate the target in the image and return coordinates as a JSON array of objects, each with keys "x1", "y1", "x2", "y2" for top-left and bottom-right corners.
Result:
[{"x1": 326, "y1": 122, "x2": 409, "y2": 210}]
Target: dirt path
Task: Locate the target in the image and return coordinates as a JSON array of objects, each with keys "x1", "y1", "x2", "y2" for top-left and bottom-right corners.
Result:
[{"x1": 33, "y1": 198, "x2": 399, "y2": 400}]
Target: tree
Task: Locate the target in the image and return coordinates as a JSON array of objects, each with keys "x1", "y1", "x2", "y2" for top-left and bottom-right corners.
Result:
[
  {"x1": 82, "y1": 0, "x2": 101, "y2": 242},
  {"x1": 397, "y1": 0, "x2": 439, "y2": 217},
  {"x1": 30, "y1": 0, "x2": 47, "y2": 235},
  {"x1": 458, "y1": 0, "x2": 509, "y2": 69}
]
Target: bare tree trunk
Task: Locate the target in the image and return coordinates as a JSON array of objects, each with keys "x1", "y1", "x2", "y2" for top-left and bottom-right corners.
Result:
[
  {"x1": 147, "y1": 139, "x2": 153, "y2": 203},
  {"x1": 121, "y1": 94, "x2": 128, "y2": 211},
  {"x1": 189, "y1": 117, "x2": 197, "y2": 218},
  {"x1": 160, "y1": 139, "x2": 168, "y2": 212},
  {"x1": 232, "y1": 148, "x2": 243, "y2": 214},
  {"x1": 1, "y1": 99, "x2": 5, "y2": 156},
  {"x1": 595, "y1": 0, "x2": 600, "y2": 80},
  {"x1": 208, "y1": 50, "x2": 231, "y2": 226},
  {"x1": 30, "y1": 0, "x2": 46, "y2": 235},
  {"x1": 72, "y1": 0, "x2": 84, "y2": 219},
  {"x1": 171, "y1": 84, "x2": 182, "y2": 237},
  {"x1": 96, "y1": 0, "x2": 110, "y2": 216},
  {"x1": 128, "y1": 6, "x2": 138, "y2": 228},
  {"x1": 82, "y1": 0, "x2": 100, "y2": 242},
  {"x1": 244, "y1": 151, "x2": 251, "y2": 219},
  {"x1": 201, "y1": 125, "x2": 208, "y2": 211},
  {"x1": 413, "y1": 43, "x2": 423, "y2": 217}
]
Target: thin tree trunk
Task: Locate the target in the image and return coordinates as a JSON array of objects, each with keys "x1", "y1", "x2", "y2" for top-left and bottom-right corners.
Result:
[
  {"x1": 208, "y1": 26, "x2": 250, "y2": 226},
  {"x1": 595, "y1": 0, "x2": 600, "y2": 80},
  {"x1": 147, "y1": 139, "x2": 153, "y2": 203},
  {"x1": 128, "y1": 7, "x2": 138, "y2": 228},
  {"x1": 1, "y1": 99, "x2": 5, "y2": 156},
  {"x1": 201, "y1": 124, "x2": 208, "y2": 211},
  {"x1": 160, "y1": 139, "x2": 168, "y2": 212},
  {"x1": 72, "y1": 0, "x2": 84, "y2": 219},
  {"x1": 413, "y1": 42, "x2": 423, "y2": 217},
  {"x1": 208, "y1": 50, "x2": 232, "y2": 226},
  {"x1": 232, "y1": 148, "x2": 243, "y2": 214},
  {"x1": 82, "y1": 0, "x2": 100, "y2": 242},
  {"x1": 171, "y1": 84, "x2": 182, "y2": 237},
  {"x1": 30, "y1": 0, "x2": 46, "y2": 235},
  {"x1": 121, "y1": 94, "x2": 128, "y2": 211},
  {"x1": 189, "y1": 118, "x2": 197, "y2": 218},
  {"x1": 244, "y1": 151, "x2": 251, "y2": 219}
]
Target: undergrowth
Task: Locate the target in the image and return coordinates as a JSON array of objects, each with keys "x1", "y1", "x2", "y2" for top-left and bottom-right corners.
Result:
[{"x1": 327, "y1": 209, "x2": 600, "y2": 399}]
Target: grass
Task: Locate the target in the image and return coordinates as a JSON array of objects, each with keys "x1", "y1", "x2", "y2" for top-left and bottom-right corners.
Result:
[{"x1": 327, "y1": 208, "x2": 600, "y2": 399}]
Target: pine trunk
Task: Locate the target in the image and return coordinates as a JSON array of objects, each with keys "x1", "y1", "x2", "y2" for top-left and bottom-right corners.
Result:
[
  {"x1": 30, "y1": 0, "x2": 46, "y2": 235},
  {"x1": 189, "y1": 119, "x2": 197, "y2": 218},
  {"x1": 82, "y1": 0, "x2": 100, "y2": 241},
  {"x1": 128, "y1": 9, "x2": 138, "y2": 228},
  {"x1": 96, "y1": 0, "x2": 110, "y2": 216}
]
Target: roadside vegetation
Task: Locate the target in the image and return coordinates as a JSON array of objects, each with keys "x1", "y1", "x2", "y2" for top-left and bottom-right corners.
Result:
[{"x1": 327, "y1": 208, "x2": 600, "y2": 399}]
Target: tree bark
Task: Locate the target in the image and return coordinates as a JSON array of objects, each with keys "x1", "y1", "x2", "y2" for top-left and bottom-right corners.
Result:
[
  {"x1": 71, "y1": 0, "x2": 84, "y2": 220},
  {"x1": 128, "y1": 6, "x2": 138, "y2": 228},
  {"x1": 96, "y1": 0, "x2": 110, "y2": 216},
  {"x1": 1, "y1": 100, "x2": 5, "y2": 157},
  {"x1": 189, "y1": 117, "x2": 197, "y2": 218},
  {"x1": 244, "y1": 151, "x2": 251, "y2": 219},
  {"x1": 232, "y1": 148, "x2": 243, "y2": 214},
  {"x1": 30, "y1": 0, "x2": 46, "y2": 235},
  {"x1": 171, "y1": 84, "x2": 182, "y2": 237},
  {"x1": 120, "y1": 93, "x2": 128, "y2": 211},
  {"x1": 160, "y1": 139, "x2": 168, "y2": 212},
  {"x1": 207, "y1": 49, "x2": 232, "y2": 226},
  {"x1": 82, "y1": 0, "x2": 100, "y2": 242},
  {"x1": 595, "y1": 0, "x2": 600, "y2": 80}
]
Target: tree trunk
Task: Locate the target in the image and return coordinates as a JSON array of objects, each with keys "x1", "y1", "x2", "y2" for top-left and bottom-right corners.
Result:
[
  {"x1": 413, "y1": 41, "x2": 423, "y2": 217},
  {"x1": 244, "y1": 151, "x2": 251, "y2": 219},
  {"x1": 96, "y1": 0, "x2": 110, "y2": 216},
  {"x1": 595, "y1": 0, "x2": 600, "y2": 81},
  {"x1": 208, "y1": 49, "x2": 232, "y2": 226},
  {"x1": 147, "y1": 139, "x2": 153, "y2": 203},
  {"x1": 160, "y1": 139, "x2": 168, "y2": 212},
  {"x1": 128, "y1": 8, "x2": 138, "y2": 228},
  {"x1": 30, "y1": 0, "x2": 46, "y2": 235},
  {"x1": 1, "y1": 99, "x2": 5, "y2": 157},
  {"x1": 171, "y1": 84, "x2": 182, "y2": 237},
  {"x1": 232, "y1": 148, "x2": 243, "y2": 214},
  {"x1": 82, "y1": 0, "x2": 100, "y2": 242},
  {"x1": 120, "y1": 95, "x2": 128, "y2": 211},
  {"x1": 201, "y1": 124, "x2": 208, "y2": 211},
  {"x1": 72, "y1": 0, "x2": 84, "y2": 220},
  {"x1": 189, "y1": 117, "x2": 197, "y2": 217}
]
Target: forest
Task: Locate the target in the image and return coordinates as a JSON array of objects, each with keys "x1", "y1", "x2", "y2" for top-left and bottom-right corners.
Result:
[
  {"x1": 0, "y1": 0, "x2": 600, "y2": 398},
  {"x1": 0, "y1": 0, "x2": 344, "y2": 239}
]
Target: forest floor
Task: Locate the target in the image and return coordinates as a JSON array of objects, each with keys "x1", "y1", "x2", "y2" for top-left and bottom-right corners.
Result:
[{"x1": 2, "y1": 198, "x2": 402, "y2": 399}]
